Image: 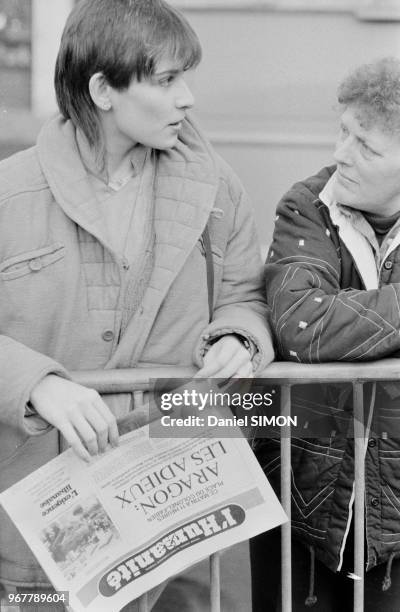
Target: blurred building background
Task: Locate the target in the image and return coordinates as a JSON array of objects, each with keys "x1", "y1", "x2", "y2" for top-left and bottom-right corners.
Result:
[{"x1": 1, "y1": 0, "x2": 400, "y2": 252}]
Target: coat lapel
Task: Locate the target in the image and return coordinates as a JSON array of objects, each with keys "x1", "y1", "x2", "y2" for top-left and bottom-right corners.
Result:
[
  {"x1": 37, "y1": 117, "x2": 121, "y2": 260},
  {"x1": 320, "y1": 173, "x2": 379, "y2": 290}
]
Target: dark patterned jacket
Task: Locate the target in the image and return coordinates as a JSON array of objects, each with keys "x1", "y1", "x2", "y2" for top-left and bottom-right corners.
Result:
[{"x1": 262, "y1": 165, "x2": 400, "y2": 573}]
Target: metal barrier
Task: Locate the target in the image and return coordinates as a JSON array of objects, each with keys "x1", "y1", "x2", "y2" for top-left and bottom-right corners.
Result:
[
  {"x1": 72, "y1": 366, "x2": 222, "y2": 612},
  {"x1": 72, "y1": 359, "x2": 400, "y2": 612},
  {"x1": 261, "y1": 359, "x2": 400, "y2": 612}
]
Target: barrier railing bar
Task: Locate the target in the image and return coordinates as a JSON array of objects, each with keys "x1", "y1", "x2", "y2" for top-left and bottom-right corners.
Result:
[
  {"x1": 210, "y1": 552, "x2": 221, "y2": 612},
  {"x1": 353, "y1": 383, "x2": 365, "y2": 611},
  {"x1": 72, "y1": 359, "x2": 400, "y2": 390},
  {"x1": 281, "y1": 384, "x2": 292, "y2": 612},
  {"x1": 72, "y1": 367, "x2": 195, "y2": 393},
  {"x1": 138, "y1": 592, "x2": 148, "y2": 612},
  {"x1": 258, "y1": 359, "x2": 400, "y2": 384}
]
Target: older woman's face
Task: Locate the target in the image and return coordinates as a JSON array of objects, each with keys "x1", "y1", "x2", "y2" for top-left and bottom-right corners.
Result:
[
  {"x1": 107, "y1": 57, "x2": 195, "y2": 151},
  {"x1": 333, "y1": 106, "x2": 400, "y2": 216}
]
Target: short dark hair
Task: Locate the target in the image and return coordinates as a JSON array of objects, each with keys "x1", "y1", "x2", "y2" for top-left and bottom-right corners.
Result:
[
  {"x1": 55, "y1": 0, "x2": 202, "y2": 148},
  {"x1": 337, "y1": 57, "x2": 400, "y2": 134}
]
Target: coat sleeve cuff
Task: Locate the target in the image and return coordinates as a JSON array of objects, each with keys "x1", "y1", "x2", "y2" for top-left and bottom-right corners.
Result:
[
  {"x1": 0, "y1": 335, "x2": 70, "y2": 436},
  {"x1": 22, "y1": 366, "x2": 71, "y2": 435},
  {"x1": 203, "y1": 332, "x2": 256, "y2": 358},
  {"x1": 194, "y1": 326, "x2": 272, "y2": 374}
]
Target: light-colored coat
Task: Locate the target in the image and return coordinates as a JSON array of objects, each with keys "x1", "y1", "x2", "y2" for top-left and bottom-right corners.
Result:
[{"x1": 0, "y1": 116, "x2": 272, "y2": 585}]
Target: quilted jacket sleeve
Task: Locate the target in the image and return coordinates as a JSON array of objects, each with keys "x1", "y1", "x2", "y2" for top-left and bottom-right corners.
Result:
[
  {"x1": 195, "y1": 166, "x2": 274, "y2": 373},
  {"x1": 265, "y1": 177, "x2": 400, "y2": 362},
  {"x1": 0, "y1": 334, "x2": 69, "y2": 434}
]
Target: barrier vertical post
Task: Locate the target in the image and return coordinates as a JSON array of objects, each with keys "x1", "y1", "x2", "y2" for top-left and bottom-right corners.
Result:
[
  {"x1": 281, "y1": 384, "x2": 292, "y2": 612},
  {"x1": 210, "y1": 552, "x2": 221, "y2": 612},
  {"x1": 138, "y1": 592, "x2": 148, "y2": 612},
  {"x1": 353, "y1": 382, "x2": 365, "y2": 611},
  {"x1": 139, "y1": 593, "x2": 149, "y2": 612}
]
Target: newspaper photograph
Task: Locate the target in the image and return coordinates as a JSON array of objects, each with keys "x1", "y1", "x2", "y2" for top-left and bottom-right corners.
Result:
[{"x1": 0, "y1": 421, "x2": 286, "y2": 612}]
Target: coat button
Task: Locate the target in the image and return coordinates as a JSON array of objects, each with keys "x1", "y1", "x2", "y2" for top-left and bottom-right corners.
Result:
[
  {"x1": 102, "y1": 330, "x2": 114, "y2": 342},
  {"x1": 29, "y1": 258, "x2": 42, "y2": 271},
  {"x1": 370, "y1": 497, "x2": 379, "y2": 508},
  {"x1": 368, "y1": 438, "x2": 376, "y2": 448},
  {"x1": 384, "y1": 260, "x2": 393, "y2": 270}
]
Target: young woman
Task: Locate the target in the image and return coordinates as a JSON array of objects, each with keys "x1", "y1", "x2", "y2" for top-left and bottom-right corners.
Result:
[{"x1": 0, "y1": 0, "x2": 273, "y2": 608}]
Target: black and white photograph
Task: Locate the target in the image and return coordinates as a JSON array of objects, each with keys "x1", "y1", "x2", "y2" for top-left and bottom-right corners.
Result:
[{"x1": 0, "y1": 1, "x2": 400, "y2": 611}]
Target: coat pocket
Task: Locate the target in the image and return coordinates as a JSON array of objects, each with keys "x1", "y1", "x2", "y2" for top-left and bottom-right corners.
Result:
[
  {"x1": 0, "y1": 243, "x2": 65, "y2": 281},
  {"x1": 290, "y1": 438, "x2": 344, "y2": 519},
  {"x1": 379, "y1": 446, "x2": 400, "y2": 486}
]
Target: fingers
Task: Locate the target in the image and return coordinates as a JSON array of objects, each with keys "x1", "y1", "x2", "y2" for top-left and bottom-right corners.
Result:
[
  {"x1": 30, "y1": 376, "x2": 119, "y2": 460},
  {"x1": 80, "y1": 408, "x2": 107, "y2": 454},
  {"x1": 196, "y1": 337, "x2": 253, "y2": 379},
  {"x1": 93, "y1": 398, "x2": 120, "y2": 449},
  {"x1": 195, "y1": 344, "x2": 232, "y2": 378},
  {"x1": 232, "y1": 361, "x2": 254, "y2": 379},
  {"x1": 198, "y1": 357, "x2": 239, "y2": 379},
  {"x1": 58, "y1": 403, "x2": 117, "y2": 460},
  {"x1": 60, "y1": 422, "x2": 92, "y2": 463},
  {"x1": 64, "y1": 392, "x2": 118, "y2": 457}
]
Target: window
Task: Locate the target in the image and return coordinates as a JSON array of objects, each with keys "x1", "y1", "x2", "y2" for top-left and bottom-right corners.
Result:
[
  {"x1": 174, "y1": 0, "x2": 352, "y2": 9},
  {"x1": 0, "y1": 0, "x2": 31, "y2": 109},
  {"x1": 174, "y1": 0, "x2": 400, "y2": 19}
]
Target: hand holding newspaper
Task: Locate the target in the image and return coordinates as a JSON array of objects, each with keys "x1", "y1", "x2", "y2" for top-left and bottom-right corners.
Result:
[{"x1": 0, "y1": 414, "x2": 286, "y2": 612}]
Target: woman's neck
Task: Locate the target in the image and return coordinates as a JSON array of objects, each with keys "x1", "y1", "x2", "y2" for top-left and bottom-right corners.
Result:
[
  {"x1": 105, "y1": 147, "x2": 135, "y2": 183},
  {"x1": 101, "y1": 113, "x2": 139, "y2": 179}
]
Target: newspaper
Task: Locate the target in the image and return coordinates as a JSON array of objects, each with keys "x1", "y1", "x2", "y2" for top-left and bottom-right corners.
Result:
[{"x1": 0, "y1": 422, "x2": 286, "y2": 612}]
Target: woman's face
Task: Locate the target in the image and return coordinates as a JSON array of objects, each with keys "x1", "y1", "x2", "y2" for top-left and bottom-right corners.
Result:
[{"x1": 106, "y1": 57, "x2": 195, "y2": 151}]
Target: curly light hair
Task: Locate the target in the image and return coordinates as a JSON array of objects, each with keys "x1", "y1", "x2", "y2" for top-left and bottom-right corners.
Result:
[{"x1": 337, "y1": 57, "x2": 400, "y2": 134}]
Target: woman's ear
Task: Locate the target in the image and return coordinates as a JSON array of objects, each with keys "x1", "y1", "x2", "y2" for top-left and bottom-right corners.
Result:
[{"x1": 88, "y1": 72, "x2": 112, "y2": 111}]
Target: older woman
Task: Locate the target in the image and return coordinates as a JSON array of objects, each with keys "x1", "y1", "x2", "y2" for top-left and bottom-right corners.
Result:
[
  {"x1": 0, "y1": 0, "x2": 273, "y2": 607},
  {"x1": 257, "y1": 57, "x2": 400, "y2": 611}
]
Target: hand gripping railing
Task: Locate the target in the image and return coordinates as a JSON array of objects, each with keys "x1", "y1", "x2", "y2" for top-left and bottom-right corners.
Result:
[{"x1": 72, "y1": 359, "x2": 400, "y2": 612}]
